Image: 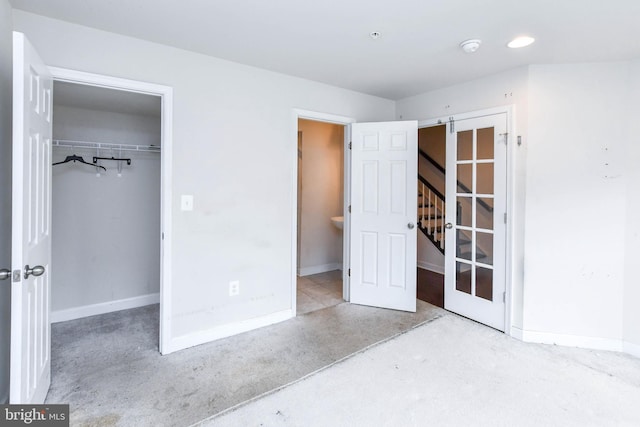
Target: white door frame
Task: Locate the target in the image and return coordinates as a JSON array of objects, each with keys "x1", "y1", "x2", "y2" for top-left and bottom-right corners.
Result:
[
  {"x1": 418, "y1": 105, "x2": 515, "y2": 335},
  {"x1": 48, "y1": 67, "x2": 174, "y2": 354},
  {"x1": 291, "y1": 109, "x2": 355, "y2": 314}
]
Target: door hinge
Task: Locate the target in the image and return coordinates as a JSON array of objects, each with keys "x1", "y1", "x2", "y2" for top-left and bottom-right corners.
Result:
[
  {"x1": 500, "y1": 132, "x2": 509, "y2": 144},
  {"x1": 348, "y1": 268, "x2": 351, "y2": 277},
  {"x1": 449, "y1": 117, "x2": 455, "y2": 134},
  {"x1": 13, "y1": 269, "x2": 21, "y2": 282},
  {"x1": 503, "y1": 292, "x2": 506, "y2": 303},
  {"x1": 348, "y1": 205, "x2": 351, "y2": 213},
  {"x1": 349, "y1": 141, "x2": 352, "y2": 150},
  {"x1": 503, "y1": 212, "x2": 507, "y2": 224},
  {"x1": 162, "y1": 232, "x2": 164, "y2": 240}
]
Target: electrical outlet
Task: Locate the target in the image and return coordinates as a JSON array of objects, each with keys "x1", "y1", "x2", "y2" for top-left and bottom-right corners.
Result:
[{"x1": 229, "y1": 280, "x2": 240, "y2": 296}]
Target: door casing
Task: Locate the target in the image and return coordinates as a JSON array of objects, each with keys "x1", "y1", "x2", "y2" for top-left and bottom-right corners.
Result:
[{"x1": 48, "y1": 67, "x2": 174, "y2": 354}]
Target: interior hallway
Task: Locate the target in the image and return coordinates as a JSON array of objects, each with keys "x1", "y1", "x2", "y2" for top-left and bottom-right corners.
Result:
[{"x1": 47, "y1": 295, "x2": 441, "y2": 426}]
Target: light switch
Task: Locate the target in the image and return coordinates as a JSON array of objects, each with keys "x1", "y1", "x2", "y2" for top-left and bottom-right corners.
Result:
[{"x1": 181, "y1": 195, "x2": 194, "y2": 211}]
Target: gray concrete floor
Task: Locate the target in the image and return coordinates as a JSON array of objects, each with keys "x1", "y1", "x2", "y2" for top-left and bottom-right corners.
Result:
[
  {"x1": 204, "y1": 314, "x2": 640, "y2": 427},
  {"x1": 296, "y1": 270, "x2": 343, "y2": 315},
  {"x1": 46, "y1": 296, "x2": 442, "y2": 426}
]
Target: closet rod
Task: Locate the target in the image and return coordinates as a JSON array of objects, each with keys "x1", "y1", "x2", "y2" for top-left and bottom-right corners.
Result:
[{"x1": 53, "y1": 139, "x2": 161, "y2": 153}]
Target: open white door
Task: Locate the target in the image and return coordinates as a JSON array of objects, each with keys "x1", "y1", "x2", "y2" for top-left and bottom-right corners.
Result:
[
  {"x1": 350, "y1": 121, "x2": 418, "y2": 312},
  {"x1": 444, "y1": 113, "x2": 507, "y2": 331},
  {"x1": 10, "y1": 32, "x2": 53, "y2": 404}
]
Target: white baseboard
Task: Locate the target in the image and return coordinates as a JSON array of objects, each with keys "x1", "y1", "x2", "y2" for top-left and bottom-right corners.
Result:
[
  {"x1": 298, "y1": 263, "x2": 341, "y2": 277},
  {"x1": 51, "y1": 293, "x2": 160, "y2": 323},
  {"x1": 165, "y1": 309, "x2": 293, "y2": 354},
  {"x1": 520, "y1": 329, "x2": 623, "y2": 352},
  {"x1": 510, "y1": 326, "x2": 524, "y2": 341},
  {"x1": 417, "y1": 261, "x2": 444, "y2": 275},
  {"x1": 624, "y1": 341, "x2": 640, "y2": 358}
]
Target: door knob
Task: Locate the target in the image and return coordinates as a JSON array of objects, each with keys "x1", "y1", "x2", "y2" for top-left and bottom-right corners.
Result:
[
  {"x1": 0, "y1": 269, "x2": 10, "y2": 281},
  {"x1": 407, "y1": 222, "x2": 415, "y2": 229},
  {"x1": 445, "y1": 223, "x2": 453, "y2": 229},
  {"x1": 24, "y1": 265, "x2": 45, "y2": 279}
]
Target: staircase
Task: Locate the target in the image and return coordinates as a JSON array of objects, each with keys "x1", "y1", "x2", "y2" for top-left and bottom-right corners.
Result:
[
  {"x1": 417, "y1": 175, "x2": 446, "y2": 254},
  {"x1": 417, "y1": 148, "x2": 491, "y2": 262}
]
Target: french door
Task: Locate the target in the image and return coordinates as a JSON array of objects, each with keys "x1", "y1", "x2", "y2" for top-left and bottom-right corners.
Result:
[{"x1": 444, "y1": 113, "x2": 507, "y2": 330}]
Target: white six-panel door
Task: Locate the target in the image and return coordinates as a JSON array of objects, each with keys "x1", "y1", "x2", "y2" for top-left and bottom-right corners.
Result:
[
  {"x1": 444, "y1": 114, "x2": 507, "y2": 330},
  {"x1": 11, "y1": 32, "x2": 53, "y2": 404},
  {"x1": 350, "y1": 121, "x2": 418, "y2": 312}
]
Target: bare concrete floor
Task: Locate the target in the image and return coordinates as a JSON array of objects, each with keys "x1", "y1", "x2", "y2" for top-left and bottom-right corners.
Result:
[
  {"x1": 204, "y1": 314, "x2": 640, "y2": 427},
  {"x1": 46, "y1": 299, "x2": 443, "y2": 426}
]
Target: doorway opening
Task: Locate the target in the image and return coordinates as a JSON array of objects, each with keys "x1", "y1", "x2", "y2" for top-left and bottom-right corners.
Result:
[
  {"x1": 417, "y1": 108, "x2": 511, "y2": 332},
  {"x1": 416, "y1": 124, "x2": 447, "y2": 308},
  {"x1": 296, "y1": 118, "x2": 346, "y2": 315}
]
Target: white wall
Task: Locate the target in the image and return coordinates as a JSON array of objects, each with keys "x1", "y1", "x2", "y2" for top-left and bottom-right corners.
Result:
[
  {"x1": 623, "y1": 60, "x2": 640, "y2": 353},
  {"x1": 0, "y1": 0, "x2": 12, "y2": 405},
  {"x1": 13, "y1": 11, "x2": 395, "y2": 350},
  {"x1": 51, "y1": 105, "x2": 161, "y2": 317},
  {"x1": 396, "y1": 67, "x2": 530, "y2": 330},
  {"x1": 297, "y1": 119, "x2": 343, "y2": 276},
  {"x1": 53, "y1": 104, "x2": 161, "y2": 146},
  {"x1": 398, "y1": 62, "x2": 640, "y2": 356},
  {"x1": 524, "y1": 63, "x2": 628, "y2": 343}
]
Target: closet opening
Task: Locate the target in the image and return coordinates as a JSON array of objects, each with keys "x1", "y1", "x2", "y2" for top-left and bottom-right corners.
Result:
[{"x1": 50, "y1": 80, "x2": 163, "y2": 351}]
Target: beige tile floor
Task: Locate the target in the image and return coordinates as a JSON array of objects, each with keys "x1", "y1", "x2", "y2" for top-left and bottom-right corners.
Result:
[{"x1": 296, "y1": 270, "x2": 344, "y2": 315}]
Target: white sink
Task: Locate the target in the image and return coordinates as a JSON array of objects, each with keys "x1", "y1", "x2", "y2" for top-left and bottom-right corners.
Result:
[{"x1": 330, "y1": 216, "x2": 344, "y2": 230}]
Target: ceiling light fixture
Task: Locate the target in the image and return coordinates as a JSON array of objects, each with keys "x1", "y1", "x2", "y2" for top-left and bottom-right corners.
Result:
[
  {"x1": 508, "y1": 36, "x2": 535, "y2": 48},
  {"x1": 370, "y1": 31, "x2": 381, "y2": 40},
  {"x1": 459, "y1": 39, "x2": 482, "y2": 53}
]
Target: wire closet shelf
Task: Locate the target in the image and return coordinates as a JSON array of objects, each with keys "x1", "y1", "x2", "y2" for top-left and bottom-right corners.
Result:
[{"x1": 53, "y1": 139, "x2": 161, "y2": 153}]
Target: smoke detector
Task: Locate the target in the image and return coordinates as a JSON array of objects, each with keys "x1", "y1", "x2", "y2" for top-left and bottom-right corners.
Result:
[{"x1": 460, "y1": 39, "x2": 482, "y2": 53}]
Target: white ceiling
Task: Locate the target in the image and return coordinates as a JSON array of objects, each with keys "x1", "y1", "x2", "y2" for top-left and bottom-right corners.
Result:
[
  {"x1": 11, "y1": 0, "x2": 640, "y2": 100},
  {"x1": 53, "y1": 81, "x2": 161, "y2": 117}
]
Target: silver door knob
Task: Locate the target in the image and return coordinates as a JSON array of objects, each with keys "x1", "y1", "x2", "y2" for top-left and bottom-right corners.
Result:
[
  {"x1": 24, "y1": 265, "x2": 45, "y2": 279},
  {"x1": 445, "y1": 223, "x2": 453, "y2": 229},
  {"x1": 407, "y1": 222, "x2": 415, "y2": 229},
  {"x1": 0, "y1": 269, "x2": 10, "y2": 281}
]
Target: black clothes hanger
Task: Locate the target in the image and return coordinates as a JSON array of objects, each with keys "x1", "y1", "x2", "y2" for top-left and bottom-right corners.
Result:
[{"x1": 53, "y1": 154, "x2": 106, "y2": 171}]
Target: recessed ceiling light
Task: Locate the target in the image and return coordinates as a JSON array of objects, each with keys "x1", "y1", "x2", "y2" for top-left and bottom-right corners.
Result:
[
  {"x1": 459, "y1": 39, "x2": 482, "y2": 53},
  {"x1": 508, "y1": 36, "x2": 535, "y2": 48},
  {"x1": 370, "y1": 31, "x2": 381, "y2": 40}
]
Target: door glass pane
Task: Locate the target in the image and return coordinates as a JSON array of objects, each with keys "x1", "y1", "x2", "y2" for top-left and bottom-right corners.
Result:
[
  {"x1": 476, "y1": 198, "x2": 493, "y2": 230},
  {"x1": 456, "y1": 262, "x2": 472, "y2": 294},
  {"x1": 475, "y1": 267, "x2": 493, "y2": 301},
  {"x1": 457, "y1": 164, "x2": 472, "y2": 193},
  {"x1": 457, "y1": 130, "x2": 473, "y2": 160},
  {"x1": 477, "y1": 127, "x2": 494, "y2": 159},
  {"x1": 456, "y1": 196, "x2": 472, "y2": 227},
  {"x1": 476, "y1": 163, "x2": 494, "y2": 194},
  {"x1": 476, "y1": 231, "x2": 493, "y2": 265}
]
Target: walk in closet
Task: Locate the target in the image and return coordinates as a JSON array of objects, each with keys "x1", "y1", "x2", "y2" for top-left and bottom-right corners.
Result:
[{"x1": 51, "y1": 81, "x2": 162, "y2": 322}]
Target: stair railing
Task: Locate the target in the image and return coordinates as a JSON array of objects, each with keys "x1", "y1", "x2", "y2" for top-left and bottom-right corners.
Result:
[{"x1": 418, "y1": 175, "x2": 445, "y2": 253}]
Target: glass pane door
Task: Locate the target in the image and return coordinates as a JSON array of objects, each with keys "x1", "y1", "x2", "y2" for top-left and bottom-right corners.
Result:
[
  {"x1": 444, "y1": 112, "x2": 507, "y2": 331},
  {"x1": 454, "y1": 127, "x2": 495, "y2": 300}
]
